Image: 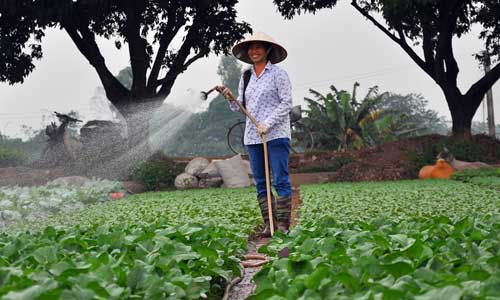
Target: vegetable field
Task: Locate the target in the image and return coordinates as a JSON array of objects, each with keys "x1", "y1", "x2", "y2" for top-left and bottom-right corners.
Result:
[
  {"x1": 2, "y1": 169, "x2": 500, "y2": 299},
  {"x1": 1, "y1": 188, "x2": 261, "y2": 299},
  {"x1": 252, "y1": 178, "x2": 500, "y2": 300}
]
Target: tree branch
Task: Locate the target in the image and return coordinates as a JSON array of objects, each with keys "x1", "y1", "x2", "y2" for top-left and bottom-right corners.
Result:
[
  {"x1": 183, "y1": 51, "x2": 207, "y2": 69},
  {"x1": 155, "y1": 15, "x2": 205, "y2": 98},
  {"x1": 147, "y1": 10, "x2": 186, "y2": 91},
  {"x1": 419, "y1": 9, "x2": 436, "y2": 73},
  {"x1": 351, "y1": 1, "x2": 432, "y2": 78},
  {"x1": 124, "y1": 0, "x2": 148, "y2": 96},
  {"x1": 62, "y1": 18, "x2": 129, "y2": 103},
  {"x1": 466, "y1": 61, "x2": 500, "y2": 101}
]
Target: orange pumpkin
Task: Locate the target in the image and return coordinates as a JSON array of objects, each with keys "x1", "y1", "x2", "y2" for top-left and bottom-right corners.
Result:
[
  {"x1": 418, "y1": 165, "x2": 434, "y2": 179},
  {"x1": 431, "y1": 159, "x2": 453, "y2": 179},
  {"x1": 418, "y1": 159, "x2": 453, "y2": 179}
]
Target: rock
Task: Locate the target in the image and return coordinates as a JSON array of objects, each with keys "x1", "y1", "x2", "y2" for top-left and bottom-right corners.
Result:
[
  {"x1": 122, "y1": 181, "x2": 146, "y2": 194},
  {"x1": 49, "y1": 176, "x2": 92, "y2": 187},
  {"x1": 185, "y1": 157, "x2": 210, "y2": 176},
  {"x1": 449, "y1": 159, "x2": 490, "y2": 171},
  {"x1": 198, "y1": 161, "x2": 220, "y2": 179},
  {"x1": 175, "y1": 173, "x2": 199, "y2": 189},
  {"x1": 198, "y1": 177, "x2": 224, "y2": 188}
]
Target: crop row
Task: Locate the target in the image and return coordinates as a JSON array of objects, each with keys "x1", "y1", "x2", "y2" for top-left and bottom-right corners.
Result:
[
  {"x1": 2, "y1": 187, "x2": 262, "y2": 299},
  {"x1": 13, "y1": 188, "x2": 261, "y2": 234},
  {"x1": 251, "y1": 179, "x2": 500, "y2": 299}
]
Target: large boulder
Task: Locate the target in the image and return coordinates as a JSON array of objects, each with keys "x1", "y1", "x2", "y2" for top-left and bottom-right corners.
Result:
[
  {"x1": 185, "y1": 157, "x2": 210, "y2": 176},
  {"x1": 449, "y1": 159, "x2": 490, "y2": 171},
  {"x1": 175, "y1": 173, "x2": 199, "y2": 189},
  {"x1": 122, "y1": 181, "x2": 146, "y2": 194},
  {"x1": 198, "y1": 161, "x2": 220, "y2": 179}
]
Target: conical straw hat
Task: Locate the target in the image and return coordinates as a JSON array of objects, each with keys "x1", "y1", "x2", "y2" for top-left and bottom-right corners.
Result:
[{"x1": 232, "y1": 32, "x2": 287, "y2": 64}]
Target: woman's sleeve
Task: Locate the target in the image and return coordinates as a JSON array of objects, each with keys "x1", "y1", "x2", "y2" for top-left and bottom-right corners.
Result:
[
  {"x1": 228, "y1": 74, "x2": 244, "y2": 112},
  {"x1": 264, "y1": 69, "x2": 292, "y2": 128}
]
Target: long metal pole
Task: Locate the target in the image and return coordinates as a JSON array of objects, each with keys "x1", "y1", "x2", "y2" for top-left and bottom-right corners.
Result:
[
  {"x1": 227, "y1": 94, "x2": 274, "y2": 236},
  {"x1": 483, "y1": 52, "x2": 496, "y2": 137}
]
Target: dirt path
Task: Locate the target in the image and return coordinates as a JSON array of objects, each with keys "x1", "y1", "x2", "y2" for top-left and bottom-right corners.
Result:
[{"x1": 226, "y1": 186, "x2": 301, "y2": 299}]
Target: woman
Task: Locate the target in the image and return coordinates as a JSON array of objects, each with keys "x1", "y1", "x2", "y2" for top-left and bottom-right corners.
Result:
[{"x1": 216, "y1": 32, "x2": 292, "y2": 235}]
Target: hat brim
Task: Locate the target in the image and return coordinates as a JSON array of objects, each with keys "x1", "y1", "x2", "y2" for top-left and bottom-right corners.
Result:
[{"x1": 232, "y1": 40, "x2": 287, "y2": 64}]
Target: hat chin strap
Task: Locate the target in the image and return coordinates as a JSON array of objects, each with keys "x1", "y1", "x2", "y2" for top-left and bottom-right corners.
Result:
[{"x1": 265, "y1": 47, "x2": 273, "y2": 61}]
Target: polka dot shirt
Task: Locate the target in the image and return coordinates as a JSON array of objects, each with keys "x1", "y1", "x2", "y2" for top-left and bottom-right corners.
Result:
[{"x1": 229, "y1": 61, "x2": 292, "y2": 145}]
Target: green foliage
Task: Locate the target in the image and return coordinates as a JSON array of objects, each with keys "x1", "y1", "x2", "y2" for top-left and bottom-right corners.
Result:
[
  {"x1": 17, "y1": 187, "x2": 261, "y2": 234},
  {"x1": 0, "y1": 129, "x2": 47, "y2": 163},
  {"x1": 303, "y1": 83, "x2": 395, "y2": 151},
  {"x1": 297, "y1": 180, "x2": 500, "y2": 223},
  {"x1": 452, "y1": 167, "x2": 500, "y2": 182},
  {"x1": 254, "y1": 215, "x2": 500, "y2": 300},
  {"x1": 376, "y1": 93, "x2": 449, "y2": 136},
  {"x1": 0, "y1": 146, "x2": 27, "y2": 167},
  {"x1": 404, "y1": 142, "x2": 439, "y2": 177},
  {"x1": 1, "y1": 184, "x2": 261, "y2": 298},
  {"x1": 452, "y1": 167, "x2": 500, "y2": 191},
  {"x1": 252, "y1": 180, "x2": 500, "y2": 299},
  {"x1": 132, "y1": 154, "x2": 183, "y2": 191},
  {"x1": 273, "y1": 0, "x2": 500, "y2": 136},
  {"x1": 404, "y1": 136, "x2": 500, "y2": 176},
  {"x1": 436, "y1": 138, "x2": 493, "y2": 162},
  {"x1": 0, "y1": 222, "x2": 246, "y2": 300},
  {"x1": 0, "y1": 1, "x2": 251, "y2": 90}
]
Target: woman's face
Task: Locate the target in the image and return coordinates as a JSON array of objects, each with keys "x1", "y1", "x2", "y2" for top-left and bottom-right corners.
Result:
[{"x1": 247, "y1": 42, "x2": 268, "y2": 64}]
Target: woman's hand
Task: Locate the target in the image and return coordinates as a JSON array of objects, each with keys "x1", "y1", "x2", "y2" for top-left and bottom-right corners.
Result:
[
  {"x1": 215, "y1": 86, "x2": 235, "y2": 101},
  {"x1": 257, "y1": 123, "x2": 269, "y2": 135}
]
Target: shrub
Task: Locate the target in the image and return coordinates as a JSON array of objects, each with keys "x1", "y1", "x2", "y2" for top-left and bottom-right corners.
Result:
[
  {"x1": 404, "y1": 135, "x2": 500, "y2": 177},
  {"x1": 436, "y1": 138, "x2": 491, "y2": 162},
  {"x1": 133, "y1": 154, "x2": 183, "y2": 191},
  {"x1": 0, "y1": 146, "x2": 27, "y2": 167},
  {"x1": 403, "y1": 142, "x2": 438, "y2": 177}
]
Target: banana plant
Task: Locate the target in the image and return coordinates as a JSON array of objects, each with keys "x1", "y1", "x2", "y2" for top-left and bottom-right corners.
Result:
[{"x1": 303, "y1": 82, "x2": 393, "y2": 151}]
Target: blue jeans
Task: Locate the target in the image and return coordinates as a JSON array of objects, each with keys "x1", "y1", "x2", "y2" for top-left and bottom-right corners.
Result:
[{"x1": 246, "y1": 138, "x2": 292, "y2": 199}]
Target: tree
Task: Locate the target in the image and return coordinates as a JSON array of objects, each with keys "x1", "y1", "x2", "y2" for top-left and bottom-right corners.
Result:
[
  {"x1": 273, "y1": 0, "x2": 500, "y2": 138},
  {"x1": 376, "y1": 93, "x2": 449, "y2": 136},
  {"x1": 0, "y1": 0, "x2": 251, "y2": 154}
]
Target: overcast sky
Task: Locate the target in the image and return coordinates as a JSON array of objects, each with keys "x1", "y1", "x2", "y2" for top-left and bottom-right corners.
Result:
[{"x1": 0, "y1": 0, "x2": 499, "y2": 138}]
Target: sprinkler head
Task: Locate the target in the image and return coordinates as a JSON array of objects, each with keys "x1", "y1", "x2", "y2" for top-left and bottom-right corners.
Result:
[
  {"x1": 200, "y1": 87, "x2": 217, "y2": 101},
  {"x1": 200, "y1": 91, "x2": 209, "y2": 101}
]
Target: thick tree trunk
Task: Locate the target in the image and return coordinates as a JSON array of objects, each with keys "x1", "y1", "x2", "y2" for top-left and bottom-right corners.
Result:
[
  {"x1": 445, "y1": 91, "x2": 481, "y2": 139},
  {"x1": 449, "y1": 106, "x2": 473, "y2": 139}
]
